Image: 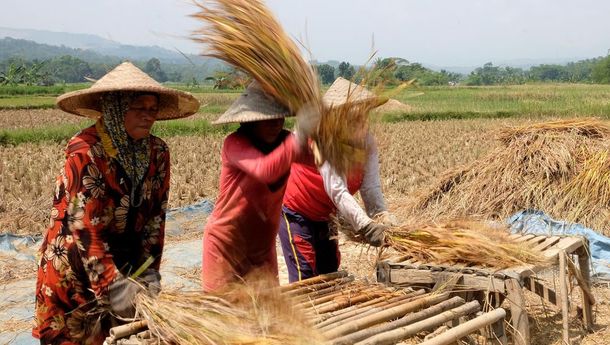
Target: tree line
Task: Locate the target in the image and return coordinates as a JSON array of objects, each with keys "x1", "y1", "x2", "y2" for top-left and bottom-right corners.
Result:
[
  {"x1": 2, "y1": 53, "x2": 610, "y2": 87},
  {"x1": 315, "y1": 56, "x2": 610, "y2": 86},
  {"x1": 0, "y1": 56, "x2": 210, "y2": 86}
]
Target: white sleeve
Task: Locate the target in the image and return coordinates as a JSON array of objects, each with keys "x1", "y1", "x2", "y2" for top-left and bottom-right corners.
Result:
[
  {"x1": 320, "y1": 162, "x2": 372, "y2": 230},
  {"x1": 359, "y1": 136, "x2": 387, "y2": 217}
]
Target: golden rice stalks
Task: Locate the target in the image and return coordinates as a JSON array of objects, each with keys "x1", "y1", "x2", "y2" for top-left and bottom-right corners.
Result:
[
  {"x1": 497, "y1": 118, "x2": 610, "y2": 144},
  {"x1": 385, "y1": 220, "x2": 550, "y2": 269},
  {"x1": 191, "y1": 0, "x2": 379, "y2": 174},
  {"x1": 136, "y1": 275, "x2": 325, "y2": 345},
  {"x1": 409, "y1": 118, "x2": 610, "y2": 234},
  {"x1": 558, "y1": 149, "x2": 610, "y2": 227},
  {"x1": 191, "y1": 0, "x2": 320, "y2": 114}
]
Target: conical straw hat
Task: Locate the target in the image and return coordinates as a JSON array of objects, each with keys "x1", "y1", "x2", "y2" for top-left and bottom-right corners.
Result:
[
  {"x1": 323, "y1": 77, "x2": 388, "y2": 108},
  {"x1": 56, "y1": 62, "x2": 200, "y2": 120},
  {"x1": 213, "y1": 81, "x2": 291, "y2": 124}
]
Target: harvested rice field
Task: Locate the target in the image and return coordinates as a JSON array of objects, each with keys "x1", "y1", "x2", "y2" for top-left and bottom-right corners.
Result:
[{"x1": 2, "y1": 108, "x2": 610, "y2": 344}]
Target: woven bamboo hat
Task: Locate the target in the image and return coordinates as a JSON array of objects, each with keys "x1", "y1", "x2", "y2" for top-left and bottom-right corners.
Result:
[
  {"x1": 323, "y1": 77, "x2": 388, "y2": 108},
  {"x1": 56, "y1": 62, "x2": 200, "y2": 120},
  {"x1": 213, "y1": 81, "x2": 291, "y2": 124}
]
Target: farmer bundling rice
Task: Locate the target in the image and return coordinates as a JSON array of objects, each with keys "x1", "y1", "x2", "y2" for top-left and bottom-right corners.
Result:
[
  {"x1": 33, "y1": 62, "x2": 199, "y2": 344},
  {"x1": 279, "y1": 78, "x2": 396, "y2": 283},
  {"x1": 202, "y1": 81, "x2": 319, "y2": 292}
]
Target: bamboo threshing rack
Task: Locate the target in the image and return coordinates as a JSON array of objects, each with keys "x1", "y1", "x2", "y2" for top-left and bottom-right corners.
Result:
[{"x1": 107, "y1": 271, "x2": 509, "y2": 345}]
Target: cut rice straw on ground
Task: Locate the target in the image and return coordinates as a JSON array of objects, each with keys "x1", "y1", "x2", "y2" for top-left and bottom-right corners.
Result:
[
  {"x1": 408, "y1": 118, "x2": 610, "y2": 235},
  {"x1": 137, "y1": 275, "x2": 325, "y2": 345},
  {"x1": 383, "y1": 220, "x2": 550, "y2": 269},
  {"x1": 191, "y1": 0, "x2": 384, "y2": 174}
]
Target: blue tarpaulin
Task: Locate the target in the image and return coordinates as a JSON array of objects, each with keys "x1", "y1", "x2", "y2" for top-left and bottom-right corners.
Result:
[{"x1": 508, "y1": 210, "x2": 610, "y2": 281}]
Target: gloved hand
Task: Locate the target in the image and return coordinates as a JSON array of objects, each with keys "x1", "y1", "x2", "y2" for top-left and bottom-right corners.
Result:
[
  {"x1": 140, "y1": 269, "x2": 161, "y2": 297},
  {"x1": 375, "y1": 211, "x2": 399, "y2": 227},
  {"x1": 108, "y1": 277, "x2": 143, "y2": 319},
  {"x1": 295, "y1": 103, "x2": 321, "y2": 148},
  {"x1": 360, "y1": 221, "x2": 388, "y2": 247}
]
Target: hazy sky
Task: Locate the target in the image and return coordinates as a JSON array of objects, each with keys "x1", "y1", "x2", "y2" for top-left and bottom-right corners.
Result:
[{"x1": 2, "y1": 0, "x2": 610, "y2": 66}]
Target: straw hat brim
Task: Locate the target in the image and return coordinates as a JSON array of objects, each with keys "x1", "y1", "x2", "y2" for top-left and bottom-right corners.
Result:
[
  {"x1": 323, "y1": 77, "x2": 388, "y2": 109},
  {"x1": 56, "y1": 85, "x2": 200, "y2": 121},
  {"x1": 213, "y1": 81, "x2": 292, "y2": 125}
]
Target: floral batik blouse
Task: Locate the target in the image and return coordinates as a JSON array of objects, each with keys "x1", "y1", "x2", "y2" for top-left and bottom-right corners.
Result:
[{"x1": 33, "y1": 123, "x2": 170, "y2": 345}]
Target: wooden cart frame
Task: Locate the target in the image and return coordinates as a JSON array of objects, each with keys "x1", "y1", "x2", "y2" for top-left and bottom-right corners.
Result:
[{"x1": 377, "y1": 234, "x2": 594, "y2": 345}]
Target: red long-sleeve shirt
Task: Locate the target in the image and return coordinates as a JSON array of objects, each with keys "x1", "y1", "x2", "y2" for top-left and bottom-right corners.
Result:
[{"x1": 202, "y1": 130, "x2": 298, "y2": 291}]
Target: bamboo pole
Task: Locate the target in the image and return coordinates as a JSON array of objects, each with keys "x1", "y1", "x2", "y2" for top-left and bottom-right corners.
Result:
[
  {"x1": 353, "y1": 300, "x2": 481, "y2": 345},
  {"x1": 316, "y1": 291, "x2": 428, "y2": 329},
  {"x1": 316, "y1": 290, "x2": 424, "y2": 328},
  {"x1": 280, "y1": 271, "x2": 349, "y2": 293},
  {"x1": 291, "y1": 277, "x2": 355, "y2": 301},
  {"x1": 313, "y1": 289, "x2": 389, "y2": 314},
  {"x1": 298, "y1": 285, "x2": 375, "y2": 310},
  {"x1": 317, "y1": 294, "x2": 412, "y2": 332},
  {"x1": 559, "y1": 250, "x2": 571, "y2": 345},
  {"x1": 331, "y1": 296, "x2": 464, "y2": 345},
  {"x1": 322, "y1": 292, "x2": 450, "y2": 340},
  {"x1": 108, "y1": 320, "x2": 148, "y2": 340},
  {"x1": 418, "y1": 308, "x2": 506, "y2": 345}
]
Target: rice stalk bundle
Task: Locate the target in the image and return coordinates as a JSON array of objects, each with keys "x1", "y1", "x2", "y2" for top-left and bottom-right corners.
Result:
[
  {"x1": 191, "y1": 0, "x2": 319, "y2": 114},
  {"x1": 385, "y1": 220, "x2": 549, "y2": 269},
  {"x1": 136, "y1": 276, "x2": 325, "y2": 345},
  {"x1": 191, "y1": 0, "x2": 381, "y2": 174},
  {"x1": 408, "y1": 118, "x2": 610, "y2": 234}
]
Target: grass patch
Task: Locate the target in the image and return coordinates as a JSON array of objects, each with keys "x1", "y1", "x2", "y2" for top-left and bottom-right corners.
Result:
[
  {"x1": 0, "y1": 83, "x2": 88, "y2": 96},
  {"x1": 397, "y1": 84, "x2": 610, "y2": 118},
  {"x1": 0, "y1": 96, "x2": 56, "y2": 109},
  {"x1": 0, "y1": 118, "x2": 237, "y2": 146}
]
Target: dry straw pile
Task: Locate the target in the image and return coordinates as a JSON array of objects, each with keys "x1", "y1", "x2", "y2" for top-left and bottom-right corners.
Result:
[
  {"x1": 191, "y1": 0, "x2": 378, "y2": 174},
  {"x1": 137, "y1": 275, "x2": 325, "y2": 345},
  {"x1": 408, "y1": 118, "x2": 610, "y2": 235}
]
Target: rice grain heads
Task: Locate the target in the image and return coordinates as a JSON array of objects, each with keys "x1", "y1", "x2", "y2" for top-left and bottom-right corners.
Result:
[
  {"x1": 409, "y1": 118, "x2": 610, "y2": 235},
  {"x1": 385, "y1": 220, "x2": 550, "y2": 269}
]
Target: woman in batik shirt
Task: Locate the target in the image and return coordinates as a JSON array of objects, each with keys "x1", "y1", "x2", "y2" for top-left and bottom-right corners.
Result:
[{"x1": 33, "y1": 62, "x2": 199, "y2": 345}]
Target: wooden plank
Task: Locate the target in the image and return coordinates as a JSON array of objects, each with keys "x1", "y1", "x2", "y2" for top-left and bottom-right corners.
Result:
[
  {"x1": 533, "y1": 236, "x2": 561, "y2": 252},
  {"x1": 499, "y1": 264, "x2": 537, "y2": 279},
  {"x1": 525, "y1": 235, "x2": 546, "y2": 246},
  {"x1": 559, "y1": 251, "x2": 571, "y2": 345},
  {"x1": 523, "y1": 277, "x2": 558, "y2": 307},
  {"x1": 576, "y1": 247, "x2": 594, "y2": 331},
  {"x1": 505, "y1": 279, "x2": 530, "y2": 345},
  {"x1": 515, "y1": 234, "x2": 536, "y2": 243},
  {"x1": 389, "y1": 269, "x2": 505, "y2": 293},
  {"x1": 543, "y1": 237, "x2": 585, "y2": 260}
]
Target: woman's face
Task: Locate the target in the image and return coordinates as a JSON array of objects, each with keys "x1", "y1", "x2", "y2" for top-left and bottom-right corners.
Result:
[
  {"x1": 124, "y1": 94, "x2": 159, "y2": 140},
  {"x1": 251, "y1": 118, "x2": 285, "y2": 144}
]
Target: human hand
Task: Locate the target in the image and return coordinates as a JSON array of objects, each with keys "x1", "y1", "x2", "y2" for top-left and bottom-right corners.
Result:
[{"x1": 360, "y1": 222, "x2": 388, "y2": 247}]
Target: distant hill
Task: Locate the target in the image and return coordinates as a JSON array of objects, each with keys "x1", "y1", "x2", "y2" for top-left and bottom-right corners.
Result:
[
  {"x1": 0, "y1": 36, "x2": 224, "y2": 82},
  {"x1": 0, "y1": 27, "x2": 219, "y2": 66}
]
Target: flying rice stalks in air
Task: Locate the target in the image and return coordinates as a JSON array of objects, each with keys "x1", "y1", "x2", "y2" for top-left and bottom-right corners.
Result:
[{"x1": 191, "y1": 0, "x2": 382, "y2": 174}]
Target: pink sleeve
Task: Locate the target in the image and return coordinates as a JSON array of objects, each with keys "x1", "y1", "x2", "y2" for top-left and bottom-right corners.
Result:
[{"x1": 224, "y1": 133, "x2": 298, "y2": 184}]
